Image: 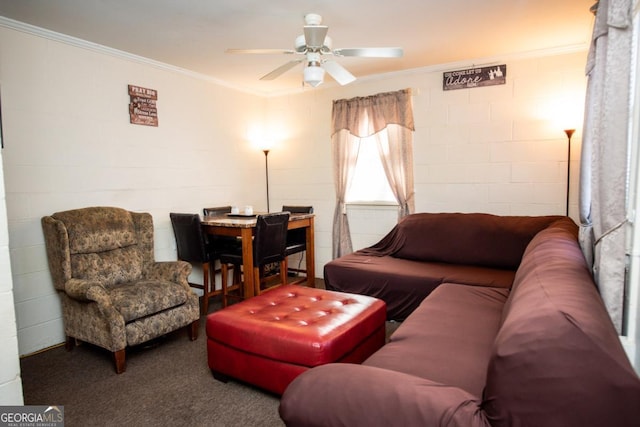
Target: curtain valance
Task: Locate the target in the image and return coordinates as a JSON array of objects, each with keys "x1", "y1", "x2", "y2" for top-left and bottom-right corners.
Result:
[{"x1": 331, "y1": 88, "x2": 415, "y2": 137}]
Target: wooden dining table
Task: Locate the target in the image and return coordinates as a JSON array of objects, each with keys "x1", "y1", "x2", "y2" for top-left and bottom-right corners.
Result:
[{"x1": 201, "y1": 212, "x2": 315, "y2": 299}]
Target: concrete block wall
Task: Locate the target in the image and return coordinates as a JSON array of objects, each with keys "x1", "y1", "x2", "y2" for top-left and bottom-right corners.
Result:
[
  {"x1": 266, "y1": 50, "x2": 587, "y2": 267},
  {"x1": 0, "y1": 146, "x2": 23, "y2": 404}
]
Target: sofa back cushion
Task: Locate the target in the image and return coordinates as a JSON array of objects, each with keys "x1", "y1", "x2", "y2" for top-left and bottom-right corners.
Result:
[
  {"x1": 52, "y1": 207, "x2": 144, "y2": 286},
  {"x1": 483, "y1": 220, "x2": 640, "y2": 427},
  {"x1": 391, "y1": 213, "x2": 563, "y2": 270}
]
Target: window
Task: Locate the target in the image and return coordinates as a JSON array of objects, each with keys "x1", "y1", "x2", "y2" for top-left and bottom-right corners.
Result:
[{"x1": 345, "y1": 134, "x2": 396, "y2": 204}]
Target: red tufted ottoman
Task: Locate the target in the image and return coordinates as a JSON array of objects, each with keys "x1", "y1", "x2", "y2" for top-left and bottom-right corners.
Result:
[{"x1": 206, "y1": 284, "x2": 386, "y2": 395}]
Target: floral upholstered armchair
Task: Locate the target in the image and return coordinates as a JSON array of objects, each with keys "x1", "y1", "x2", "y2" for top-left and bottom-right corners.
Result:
[{"x1": 41, "y1": 206, "x2": 200, "y2": 373}]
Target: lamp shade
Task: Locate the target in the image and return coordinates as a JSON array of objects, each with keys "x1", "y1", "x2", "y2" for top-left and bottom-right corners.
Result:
[{"x1": 304, "y1": 65, "x2": 325, "y2": 87}]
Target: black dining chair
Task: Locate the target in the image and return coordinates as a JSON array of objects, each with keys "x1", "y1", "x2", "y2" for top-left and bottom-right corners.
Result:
[
  {"x1": 282, "y1": 205, "x2": 314, "y2": 284},
  {"x1": 203, "y1": 206, "x2": 232, "y2": 217},
  {"x1": 170, "y1": 212, "x2": 238, "y2": 315},
  {"x1": 219, "y1": 212, "x2": 290, "y2": 307},
  {"x1": 203, "y1": 205, "x2": 242, "y2": 282}
]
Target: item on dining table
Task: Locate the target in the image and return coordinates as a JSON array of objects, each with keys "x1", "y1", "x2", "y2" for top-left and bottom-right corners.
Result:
[{"x1": 231, "y1": 206, "x2": 240, "y2": 214}]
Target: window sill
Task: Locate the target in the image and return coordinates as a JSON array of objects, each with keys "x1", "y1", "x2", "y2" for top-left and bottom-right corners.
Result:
[{"x1": 346, "y1": 201, "x2": 399, "y2": 208}]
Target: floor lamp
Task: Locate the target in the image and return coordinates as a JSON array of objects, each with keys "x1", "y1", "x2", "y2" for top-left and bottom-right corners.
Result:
[
  {"x1": 564, "y1": 129, "x2": 575, "y2": 216},
  {"x1": 263, "y1": 149, "x2": 270, "y2": 213}
]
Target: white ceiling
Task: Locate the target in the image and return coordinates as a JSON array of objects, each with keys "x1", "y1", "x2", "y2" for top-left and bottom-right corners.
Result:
[{"x1": 0, "y1": 0, "x2": 595, "y2": 95}]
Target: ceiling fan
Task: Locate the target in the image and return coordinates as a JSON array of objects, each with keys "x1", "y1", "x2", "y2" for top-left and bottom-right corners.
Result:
[{"x1": 226, "y1": 13, "x2": 403, "y2": 87}]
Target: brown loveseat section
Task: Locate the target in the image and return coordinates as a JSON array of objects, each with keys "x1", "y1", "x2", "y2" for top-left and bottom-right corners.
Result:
[
  {"x1": 324, "y1": 212, "x2": 565, "y2": 320},
  {"x1": 279, "y1": 213, "x2": 640, "y2": 427}
]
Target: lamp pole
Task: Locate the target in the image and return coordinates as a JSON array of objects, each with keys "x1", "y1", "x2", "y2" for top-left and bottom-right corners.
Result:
[
  {"x1": 263, "y1": 149, "x2": 270, "y2": 213},
  {"x1": 564, "y1": 129, "x2": 575, "y2": 217}
]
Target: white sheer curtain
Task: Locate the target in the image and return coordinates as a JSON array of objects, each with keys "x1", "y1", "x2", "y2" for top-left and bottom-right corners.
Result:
[
  {"x1": 373, "y1": 123, "x2": 415, "y2": 218},
  {"x1": 331, "y1": 89, "x2": 415, "y2": 258},
  {"x1": 331, "y1": 131, "x2": 360, "y2": 259},
  {"x1": 579, "y1": 0, "x2": 633, "y2": 333}
]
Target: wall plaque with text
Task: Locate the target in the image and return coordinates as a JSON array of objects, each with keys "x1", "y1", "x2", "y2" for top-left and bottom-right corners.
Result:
[
  {"x1": 443, "y1": 65, "x2": 507, "y2": 91},
  {"x1": 128, "y1": 85, "x2": 158, "y2": 126}
]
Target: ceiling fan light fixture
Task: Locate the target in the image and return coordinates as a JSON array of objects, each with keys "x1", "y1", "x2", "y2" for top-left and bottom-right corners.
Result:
[{"x1": 304, "y1": 64, "x2": 325, "y2": 87}]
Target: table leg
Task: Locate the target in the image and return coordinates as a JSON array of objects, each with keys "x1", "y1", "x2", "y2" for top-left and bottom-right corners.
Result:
[
  {"x1": 240, "y1": 227, "x2": 255, "y2": 298},
  {"x1": 306, "y1": 218, "x2": 315, "y2": 287}
]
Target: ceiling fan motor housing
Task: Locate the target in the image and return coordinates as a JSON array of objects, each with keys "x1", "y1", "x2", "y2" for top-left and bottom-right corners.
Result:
[{"x1": 295, "y1": 34, "x2": 332, "y2": 53}]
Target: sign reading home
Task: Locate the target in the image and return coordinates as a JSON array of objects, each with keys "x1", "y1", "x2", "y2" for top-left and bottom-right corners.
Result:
[
  {"x1": 443, "y1": 65, "x2": 507, "y2": 91},
  {"x1": 128, "y1": 85, "x2": 158, "y2": 126}
]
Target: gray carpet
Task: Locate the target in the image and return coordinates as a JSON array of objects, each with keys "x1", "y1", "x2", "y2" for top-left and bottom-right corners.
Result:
[
  {"x1": 20, "y1": 314, "x2": 284, "y2": 427},
  {"x1": 20, "y1": 282, "x2": 401, "y2": 427}
]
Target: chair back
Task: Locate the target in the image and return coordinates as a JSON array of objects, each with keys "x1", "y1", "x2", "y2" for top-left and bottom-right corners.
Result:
[
  {"x1": 253, "y1": 212, "x2": 290, "y2": 266},
  {"x1": 282, "y1": 206, "x2": 313, "y2": 247},
  {"x1": 282, "y1": 205, "x2": 314, "y2": 214},
  {"x1": 203, "y1": 206, "x2": 232, "y2": 217},
  {"x1": 42, "y1": 206, "x2": 152, "y2": 289},
  {"x1": 170, "y1": 213, "x2": 209, "y2": 263}
]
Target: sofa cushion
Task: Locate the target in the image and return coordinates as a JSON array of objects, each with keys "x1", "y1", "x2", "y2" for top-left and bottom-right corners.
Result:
[
  {"x1": 483, "y1": 220, "x2": 640, "y2": 427},
  {"x1": 325, "y1": 254, "x2": 514, "y2": 320},
  {"x1": 364, "y1": 283, "x2": 510, "y2": 397},
  {"x1": 385, "y1": 213, "x2": 563, "y2": 270}
]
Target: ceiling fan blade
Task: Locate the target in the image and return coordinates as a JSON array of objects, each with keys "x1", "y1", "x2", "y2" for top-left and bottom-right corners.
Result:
[
  {"x1": 226, "y1": 48, "x2": 295, "y2": 55},
  {"x1": 322, "y1": 60, "x2": 356, "y2": 85},
  {"x1": 333, "y1": 47, "x2": 403, "y2": 58},
  {"x1": 259, "y1": 59, "x2": 304, "y2": 80},
  {"x1": 304, "y1": 25, "x2": 329, "y2": 48}
]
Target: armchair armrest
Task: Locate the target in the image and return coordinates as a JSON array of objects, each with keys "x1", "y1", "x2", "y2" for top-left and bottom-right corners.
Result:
[
  {"x1": 146, "y1": 261, "x2": 192, "y2": 289},
  {"x1": 279, "y1": 364, "x2": 489, "y2": 427},
  {"x1": 65, "y1": 278, "x2": 111, "y2": 305}
]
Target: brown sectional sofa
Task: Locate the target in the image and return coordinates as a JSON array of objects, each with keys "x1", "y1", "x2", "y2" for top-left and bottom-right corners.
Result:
[
  {"x1": 324, "y1": 212, "x2": 565, "y2": 320},
  {"x1": 279, "y1": 213, "x2": 640, "y2": 427}
]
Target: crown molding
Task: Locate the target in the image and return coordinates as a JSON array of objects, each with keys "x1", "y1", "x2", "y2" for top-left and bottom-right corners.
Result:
[
  {"x1": 358, "y1": 43, "x2": 590, "y2": 84},
  {"x1": 0, "y1": 16, "x2": 266, "y2": 96}
]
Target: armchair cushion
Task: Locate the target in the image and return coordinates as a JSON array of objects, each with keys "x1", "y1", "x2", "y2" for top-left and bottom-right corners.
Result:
[
  {"x1": 72, "y1": 246, "x2": 143, "y2": 285},
  {"x1": 109, "y1": 280, "x2": 191, "y2": 322}
]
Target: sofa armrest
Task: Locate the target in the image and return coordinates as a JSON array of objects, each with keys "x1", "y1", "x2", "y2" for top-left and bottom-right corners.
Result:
[{"x1": 279, "y1": 364, "x2": 489, "y2": 427}]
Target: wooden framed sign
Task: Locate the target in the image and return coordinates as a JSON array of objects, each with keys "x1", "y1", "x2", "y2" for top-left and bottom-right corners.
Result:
[
  {"x1": 128, "y1": 85, "x2": 158, "y2": 126},
  {"x1": 443, "y1": 64, "x2": 507, "y2": 91}
]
